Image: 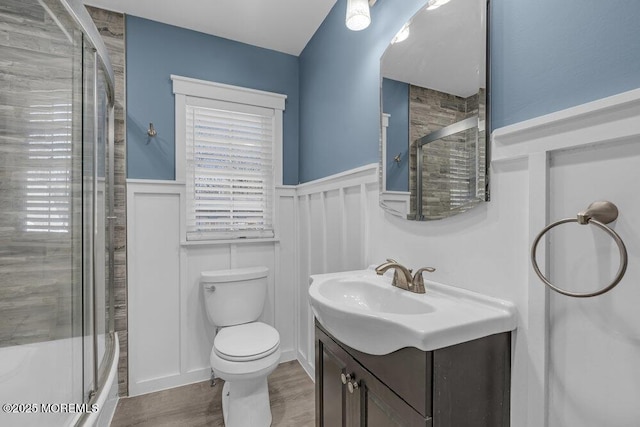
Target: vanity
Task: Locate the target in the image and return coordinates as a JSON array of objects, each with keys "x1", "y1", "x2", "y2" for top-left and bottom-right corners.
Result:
[
  {"x1": 316, "y1": 323, "x2": 510, "y2": 427},
  {"x1": 309, "y1": 269, "x2": 517, "y2": 427}
]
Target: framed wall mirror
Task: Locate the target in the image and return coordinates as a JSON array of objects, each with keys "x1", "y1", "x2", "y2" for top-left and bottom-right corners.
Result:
[{"x1": 379, "y1": 0, "x2": 489, "y2": 220}]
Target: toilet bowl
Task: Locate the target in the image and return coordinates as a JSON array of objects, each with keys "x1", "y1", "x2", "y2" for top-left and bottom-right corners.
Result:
[{"x1": 202, "y1": 267, "x2": 280, "y2": 427}]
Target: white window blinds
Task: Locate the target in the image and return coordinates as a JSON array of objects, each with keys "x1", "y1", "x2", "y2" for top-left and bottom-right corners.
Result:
[
  {"x1": 185, "y1": 99, "x2": 275, "y2": 240},
  {"x1": 25, "y1": 100, "x2": 72, "y2": 234}
]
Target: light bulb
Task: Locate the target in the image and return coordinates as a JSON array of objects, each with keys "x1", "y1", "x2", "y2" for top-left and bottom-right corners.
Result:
[
  {"x1": 346, "y1": 0, "x2": 371, "y2": 31},
  {"x1": 426, "y1": 0, "x2": 451, "y2": 11},
  {"x1": 391, "y1": 23, "x2": 410, "y2": 44}
]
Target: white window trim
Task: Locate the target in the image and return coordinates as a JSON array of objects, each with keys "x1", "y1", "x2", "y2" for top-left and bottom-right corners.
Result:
[
  {"x1": 172, "y1": 75, "x2": 286, "y2": 241},
  {"x1": 172, "y1": 75, "x2": 286, "y2": 186}
]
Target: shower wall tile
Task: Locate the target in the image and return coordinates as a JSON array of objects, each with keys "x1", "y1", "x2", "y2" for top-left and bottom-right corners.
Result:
[
  {"x1": 408, "y1": 86, "x2": 486, "y2": 218},
  {"x1": 87, "y1": 6, "x2": 128, "y2": 397},
  {"x1": 0, "y1": 0, "x2": 79, "y2": 348}
]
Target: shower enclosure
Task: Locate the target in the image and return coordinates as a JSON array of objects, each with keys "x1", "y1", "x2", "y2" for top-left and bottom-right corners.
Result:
[{"x1": 0, "y1": 0, "x2": 117, "y2": 425}]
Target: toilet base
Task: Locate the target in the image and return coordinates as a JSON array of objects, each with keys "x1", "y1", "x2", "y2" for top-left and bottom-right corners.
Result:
[{"x1": 221, "y1": 377, "x2": 272, "y2": 427}]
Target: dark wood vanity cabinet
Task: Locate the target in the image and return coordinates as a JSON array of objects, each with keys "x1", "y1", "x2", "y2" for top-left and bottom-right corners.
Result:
[{"x1": 315, "y1": 322, "x2": 511, "y2": 427}]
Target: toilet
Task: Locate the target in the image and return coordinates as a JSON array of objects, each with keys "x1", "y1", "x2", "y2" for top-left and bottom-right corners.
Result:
[{"x1": 201, "y1": 266, "x2": 280, "y2": 427}]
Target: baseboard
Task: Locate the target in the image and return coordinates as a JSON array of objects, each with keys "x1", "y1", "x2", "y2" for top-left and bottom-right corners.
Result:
[
  {"x1": 279, "y1": 348, "x2": 297, "y2": 363},
  {"x1": 130, "y1": 368, "x2": 211, "y2": 397},
  {"x1": 297, "y1": 350, "x2": 315, "y2": 383}
]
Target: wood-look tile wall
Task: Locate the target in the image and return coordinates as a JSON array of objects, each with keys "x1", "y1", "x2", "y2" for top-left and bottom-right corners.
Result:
[
  {"x1": 87, "y1": 6, "x2": 128, "y2": 397},
  {"x1": 408, "y1": 86, "x2": 486, "y2": 218},
  {"x1": 0, "y1": 0, "x2": 81, "y2": 347}
]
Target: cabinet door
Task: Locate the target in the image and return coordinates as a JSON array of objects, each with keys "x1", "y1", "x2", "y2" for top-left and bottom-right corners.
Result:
[
  {"x1": 350, "y1": 360, "x2": 431, "y2": 427},
  {"x1": 316, "y1": 328, "x2": 360, "y2": 426},
  {"x1": 316, "y1": 325, "x2": 431, "y2": 427}
]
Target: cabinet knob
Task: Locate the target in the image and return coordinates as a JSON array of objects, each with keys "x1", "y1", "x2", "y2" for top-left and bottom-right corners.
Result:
[
  {"x1": 340, "y1": 373, "x2": 353, "y2": 384},
  {"x1": 347, "y1": 380, "x2": 359, "y2": 394}
]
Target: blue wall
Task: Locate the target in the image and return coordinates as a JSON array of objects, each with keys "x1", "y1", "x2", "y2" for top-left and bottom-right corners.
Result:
[
  {"x1": 126, "y1": 16, "x2": 300, "y2": 184},
  {"x1": 298, "y1": 0, "x2": 424, "y2": 183},
  {"x1": 298, "y1": 0, "x2": 640, "y2": 182},
  {"x1": 491, "y1": 0, "x2": 640, "y2": 129},
  {"x1": 382, "y1": 78, "x2": 409, "y2": 192},
  {"x1": 124, "y1": 1, "x2": 640, "y2": 183}
]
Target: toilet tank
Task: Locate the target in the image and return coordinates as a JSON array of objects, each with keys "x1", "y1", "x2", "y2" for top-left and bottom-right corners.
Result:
[{"x1": 201, "y1": 266, "x2": 269, "y2": 327}]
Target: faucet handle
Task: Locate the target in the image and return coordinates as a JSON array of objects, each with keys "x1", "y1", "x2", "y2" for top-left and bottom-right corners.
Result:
[
  {"x1": 412, "y1": 267, "x2": 436, "y2": 292},
  {"x1": 414, "y1": 267, "x2": 435, "y2": 275}
]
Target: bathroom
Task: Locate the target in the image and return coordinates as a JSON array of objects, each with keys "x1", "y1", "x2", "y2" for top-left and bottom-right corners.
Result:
[{"x1": 1, "y1": 0, "x2": 639, "y2": 426}]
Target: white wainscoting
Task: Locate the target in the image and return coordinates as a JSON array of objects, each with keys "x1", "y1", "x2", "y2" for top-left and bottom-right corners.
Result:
[
  {"x1": 127, "y1": 88, "x2": 640, "y2": 426},
  {"x1": 291, "y1": 87, "x2": 640, "y2": 426},
  {"x1": 365, "y1": 88, "x2": 640, "y2": 427},
  {"x1": 294, "y1": 165, "x2": 380, "y2": 376},
  {"x1": 127, "y1": 181, "x2": 297, "y2": 396}
]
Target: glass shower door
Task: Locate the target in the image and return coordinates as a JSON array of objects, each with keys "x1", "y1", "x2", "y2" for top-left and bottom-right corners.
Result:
[
  {"x1": 0, "y1": 1, "x2": 116, "y2": 425},
  {"x1": 82, "y1": 40, "x2": 115, "y2": 403},
  {"x1": 0, "y1": 0, "x2": 85, "y2": 425}
]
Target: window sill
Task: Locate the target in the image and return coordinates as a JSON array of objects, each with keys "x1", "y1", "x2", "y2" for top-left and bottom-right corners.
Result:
[{"x1": 180, "y1": 237, "x2": 280, "y2": 247}]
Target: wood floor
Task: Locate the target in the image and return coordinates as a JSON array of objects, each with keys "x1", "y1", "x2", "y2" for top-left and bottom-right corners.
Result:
[{"x1": 111, "y1": 360, "x2": 315, "y2": 427}]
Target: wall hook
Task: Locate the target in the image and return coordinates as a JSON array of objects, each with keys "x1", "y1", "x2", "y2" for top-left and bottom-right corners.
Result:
[
  {"x1": 394, "y1": 153, "x2": 402, "y2": 163},
  {"x1": 147, "y1": 122, "x2": 157, "y2": 137}
]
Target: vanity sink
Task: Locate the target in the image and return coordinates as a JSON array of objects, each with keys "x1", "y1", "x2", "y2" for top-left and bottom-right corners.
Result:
[
  {"x1": 318, "y1": 278, "x2": 435, "y2": 315},
  {"x1": 308, "y1": 269, "x2": 517, "y2": 355}
]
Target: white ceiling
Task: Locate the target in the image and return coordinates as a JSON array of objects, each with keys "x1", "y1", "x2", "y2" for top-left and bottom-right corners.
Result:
[{"x1": 83, "y1": 0, "x2": 337, "y2": 56}]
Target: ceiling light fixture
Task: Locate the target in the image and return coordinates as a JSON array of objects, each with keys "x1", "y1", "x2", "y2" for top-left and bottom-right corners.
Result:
[
  {"x1": 346, "y1": 0, "x2": 371, "y2": 31},
  {"x1": 391, "y1": 23, "x2": 410, "y2": 44},
  {"x1": 426, "y1": 0, "x2": 451, "y2": 11}
]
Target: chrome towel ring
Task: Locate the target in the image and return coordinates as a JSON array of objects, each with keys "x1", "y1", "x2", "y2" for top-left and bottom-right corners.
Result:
[{"x1": 531, "y1": 201, "x2": 628, "y2": 298}]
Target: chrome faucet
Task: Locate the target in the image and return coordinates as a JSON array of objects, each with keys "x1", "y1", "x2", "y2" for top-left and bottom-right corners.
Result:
[{"x1": 375, "y1": 259, "x2": 435, "y2": 294}]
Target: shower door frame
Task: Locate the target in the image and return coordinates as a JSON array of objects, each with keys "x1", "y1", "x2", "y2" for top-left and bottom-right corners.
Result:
[{"x1": 57, "y1": 0, "x2": 118, "y2": 412}]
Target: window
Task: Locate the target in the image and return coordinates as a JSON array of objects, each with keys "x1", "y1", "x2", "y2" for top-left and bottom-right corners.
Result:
[
  {"x1": 25, "y1": 99, "x2": 73, "y2": 234},
  {"x1": 172, "y1": 76, "x2": 286, "y2": 241}
]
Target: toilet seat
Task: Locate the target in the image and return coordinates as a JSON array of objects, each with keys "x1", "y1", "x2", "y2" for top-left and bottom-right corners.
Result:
[{"x1": 214, "y1": 322, "x2": 280, "y2": 362}]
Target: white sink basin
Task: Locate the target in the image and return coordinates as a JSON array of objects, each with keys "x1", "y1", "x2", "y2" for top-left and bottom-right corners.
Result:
[{"x1": 308, "y1": 269, "x2": 517, "y2": 355}]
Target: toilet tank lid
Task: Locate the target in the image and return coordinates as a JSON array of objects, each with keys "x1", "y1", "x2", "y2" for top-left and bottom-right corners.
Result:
[{"x1": 201, "y1": 266, "x2": 269, "y2": 283}]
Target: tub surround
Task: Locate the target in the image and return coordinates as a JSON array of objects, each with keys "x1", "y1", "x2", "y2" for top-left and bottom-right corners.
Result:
[{"x1": 0, "y1": 0, "x2": 78, "y2": 348}]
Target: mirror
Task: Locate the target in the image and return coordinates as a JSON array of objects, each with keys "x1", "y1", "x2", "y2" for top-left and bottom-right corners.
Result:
[{"x1": 379, "y1": 0, "x2": 488, "y2": 220}]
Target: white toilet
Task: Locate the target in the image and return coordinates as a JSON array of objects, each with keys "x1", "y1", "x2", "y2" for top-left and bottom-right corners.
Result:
[{"x1": 201, "y1": 266, "x2": 281, "y2": 427}]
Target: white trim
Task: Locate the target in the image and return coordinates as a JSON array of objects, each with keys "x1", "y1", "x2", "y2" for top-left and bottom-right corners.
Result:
[
  {"x1": 297, "y1": 349, "x2": 315, "y2": 382},
  {"x1": 180, "y1": 238, "x2": 280, "y2": 246},
  {"x1": 275, "y1": 185, "x2": 297, "y2": 195},
  {"x1": 273, "y1": 109, "x2": 284, "y2": 186},
  {"x1": 171, "y1": 75, "x2": 286, "y2": 110},
  {"x1": 526, "y1": 152, "x2": 550, "y2": 427},
  {"x1": 126, "y1": 178, "x2": 185, "y2": 186},
  {"x1": 379, "y1": 190, "x2": 410, "y2": 217},
  {"x1": 360, "y1": 183, "x2": 369, "y2": 266},
  {"x1": 171, "y1": 76, "x2": 287, "y2": 184},
  {"x1": 175, "y1": 93, "x2": 187, "y2": 182},
  {"x1": 492, "y1": 87, "x2": 640, "y2": 162},
  {"x1": 132, "y1": 368, "x2": 211, "y2": 397},
  {"x1": 173, "y1": 75, "x2": 285, "y2": 242},
  {"x1": 296, "y1": 163, "x2": 378, "y2": 195},
  {"x1": 381, "y1": 113, "x2": 390, "y2": 192},
  {"x1": 127, "y1": 182, "x2": 185, "y2": 397}
]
